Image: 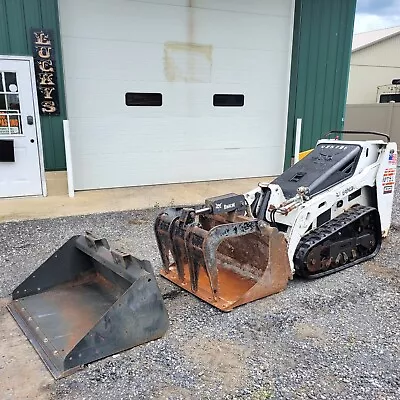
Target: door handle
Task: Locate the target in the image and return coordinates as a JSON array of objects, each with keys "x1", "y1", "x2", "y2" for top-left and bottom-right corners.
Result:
[{"x1": 27, "y1": 116, "x2": 34, "y2": 125}]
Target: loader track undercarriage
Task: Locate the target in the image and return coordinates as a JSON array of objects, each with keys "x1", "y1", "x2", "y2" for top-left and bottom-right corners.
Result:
[{"x1": 294, "y1": 205, "x2": 382, "y2": 279}]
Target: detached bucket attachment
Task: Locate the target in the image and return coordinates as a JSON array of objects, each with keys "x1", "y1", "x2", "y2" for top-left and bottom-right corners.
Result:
[
  {"x1": 154, "y1": 194, "x2": 293, "y2": 312},
  {"x1": 7, "y1": 233, "x2": 169, "y2": 379}
]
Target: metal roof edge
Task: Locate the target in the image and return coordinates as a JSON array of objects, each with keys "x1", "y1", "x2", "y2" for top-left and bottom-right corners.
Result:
[{"x1": 352, "y1": 29, "x2": 400, "y2": 53}]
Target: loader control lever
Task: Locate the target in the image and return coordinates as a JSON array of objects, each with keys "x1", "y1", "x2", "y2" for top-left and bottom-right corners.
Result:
[{"x1": 195, "y1": 193, "x2": 246, "y2": 215}]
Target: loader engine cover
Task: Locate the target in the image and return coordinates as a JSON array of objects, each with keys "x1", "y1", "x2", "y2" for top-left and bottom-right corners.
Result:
[
  {"x1": 273, "y1": 143, "x2": 362, "y2": 198},
  {"x1": 7, "y1": 233, "x2": 169, "y2": 379}
]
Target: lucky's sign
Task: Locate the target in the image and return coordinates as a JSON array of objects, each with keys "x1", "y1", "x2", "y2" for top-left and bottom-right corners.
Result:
[{"x1": 32, "y1": 29, "x2": 60, "y2": 116}]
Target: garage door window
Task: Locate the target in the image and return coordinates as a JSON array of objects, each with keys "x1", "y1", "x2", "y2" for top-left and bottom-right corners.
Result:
[
  {"x1": 126, "y1": 92, "x2": 162, "y2": 106},
  {"x1": 213, "y1": 94, "x2": 244, "y2": 107}
]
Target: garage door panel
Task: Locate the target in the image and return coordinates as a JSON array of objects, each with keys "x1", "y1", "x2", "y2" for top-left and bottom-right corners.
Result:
[
  {"x1": 212, "y1": 49, "x2": 290, "y2": 85},
  {"x1": 60, "y1": 0, "x2": 190, "y2": 43},
  {"x1": 68, "y1": 117, "x2": 281, "y2": 155},
  {"x1": 65, "y1": 77, "x2": 167, "y2": 118},
  {"x1": 62, "y1": 38, "x2": 289, "y2": 88},
  {"x1": 125, "y1": 0, "x2": 189, "y2": 6},
  {"x1": 66, "y1": 77, "x2": 285, "y2": 119},
  {"x1": 61, "y1": 0, "x2": 290, "y2": 52},
  {"x1": 194, "y1": 0, "x2": 292, "y2": 17},
  {"x1": 73, "y1": 145, "x2": 284, "y2": 190},
  {"x1": 189, "y1": 9, "x2": 291, "y2": 51},
  {"x1": 64, "y1": 75, "x2": 288, "y2": 122},
  {"x1": 62, "y1": 38, "x2": 165, "y2": 82},
  {"x1": 69, "y1": 114, "x2": 282, "y2": 155},
  {"x1": 143, "y1": 0, "x2": 292, "y2": 17}
]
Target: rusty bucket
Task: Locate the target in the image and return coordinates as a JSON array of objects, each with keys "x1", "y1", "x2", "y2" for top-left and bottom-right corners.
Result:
[
  {"x1": 7, "y1": 233, "x2": 169, "y2": 379},
  {"x1": 155, "y1": 208, "x2": 293, "y2": 311}
]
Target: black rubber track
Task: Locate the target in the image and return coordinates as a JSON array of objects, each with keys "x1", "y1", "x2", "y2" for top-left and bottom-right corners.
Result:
[{"x1": 294, "y1": 204, "x2": 382, "y2": 279}]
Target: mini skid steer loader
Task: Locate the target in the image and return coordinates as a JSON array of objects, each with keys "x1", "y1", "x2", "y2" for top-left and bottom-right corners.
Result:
[{"x1": 154, "y1": 131, "x2": 397, "y2": 311}]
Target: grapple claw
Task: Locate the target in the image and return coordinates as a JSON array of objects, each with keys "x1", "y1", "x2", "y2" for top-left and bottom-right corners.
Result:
[{"x1": 154, "y1": 206, "x2": 292, "y2": 311}]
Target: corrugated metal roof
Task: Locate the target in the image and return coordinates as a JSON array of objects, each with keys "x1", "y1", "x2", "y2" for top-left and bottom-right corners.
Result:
[{"x1": 352, "y1": 26, "x2": 400, "y2": 52}]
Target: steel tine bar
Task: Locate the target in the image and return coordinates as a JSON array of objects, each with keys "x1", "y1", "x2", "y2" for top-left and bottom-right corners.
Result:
[
  {"x1": 171, "y1": 221, "x2": 187, "y2": 282},
  {"x1": 185, "y1": 228, "x2": 205, "y2": 293},
  {"x1": 154, "y1": 213, "x2": 174, "y2": 273},
  {"x1": 204, "y1": 220, "x2": 260, "y2": 299}
]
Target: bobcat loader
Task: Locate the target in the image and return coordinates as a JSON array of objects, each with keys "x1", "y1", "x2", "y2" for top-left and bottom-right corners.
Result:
[{"x1": 154, "y1": 131, "x2": 398, "y2": 311}]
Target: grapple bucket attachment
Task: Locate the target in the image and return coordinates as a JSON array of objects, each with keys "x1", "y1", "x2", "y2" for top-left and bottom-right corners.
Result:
[
  {"x1": 7, "y1": 233, "x2": 169, "y2": 379},
  {"x1": 155, "y1": 208, "x2": 292, "y2": 311}
]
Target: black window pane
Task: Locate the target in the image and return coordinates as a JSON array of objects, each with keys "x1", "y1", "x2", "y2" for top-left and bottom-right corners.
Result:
[
  {"x1": 0, "y1": 94, "x2": 5, "y2": 110},
  {"x1": 125, "y1": 93, "x2": 162, "y2": 106},
  {"x1": 5, "y1": 72, "x2": 18, "y2": 92},
  {"x1": 213, "y1": 94, "x2": 244, "y2": 107},
  {"x1": 0, "y1": 139, "x2": 15, "y2": 161},
  {"x1": 0, "y1": 73, "x2": 4, "y2": 92},
  {"x1": 7, "y1": 94, "x2": 20, "y2": 111}
]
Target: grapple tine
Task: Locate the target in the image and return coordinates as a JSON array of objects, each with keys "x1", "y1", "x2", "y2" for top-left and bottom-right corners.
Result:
[
  {"x1": 154, "y1": 209, "x2": 182, "y2": 274},
  {"x1": 203, "y1": 220, "x2": 260, "y2": 298},
  {"x1": 185, "y1": 227, "x2": 208, "y2": 295},
  {"x1": 171, "y1": 217, "x2": 190, "y2": 282}
]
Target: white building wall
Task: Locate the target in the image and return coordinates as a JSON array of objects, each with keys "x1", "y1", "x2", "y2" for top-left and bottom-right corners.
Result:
[{"x1": 347, "y1": 34, "x2": 400, "y2": 104}]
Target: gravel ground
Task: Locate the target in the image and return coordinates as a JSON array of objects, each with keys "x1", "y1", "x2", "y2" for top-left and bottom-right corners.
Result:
[{"x1": 1, "y1": 188, "x2": 400, "y2": 400}]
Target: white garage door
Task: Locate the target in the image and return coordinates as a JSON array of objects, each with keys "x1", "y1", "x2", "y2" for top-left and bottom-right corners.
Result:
[{"x1": 59, "y1": 0, "x2": 294, "y2": 190}]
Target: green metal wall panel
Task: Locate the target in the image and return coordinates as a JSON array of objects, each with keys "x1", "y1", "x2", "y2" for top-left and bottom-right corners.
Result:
[
  {"x1": 0, "y1": 1, "x2": 10, "y2": 54},
  {"x1": 285, "y1": 0, "x2": 357, "y2": 168},
  {"x1": 0, "y1": 0, "x2": 66, "y2": 170}
]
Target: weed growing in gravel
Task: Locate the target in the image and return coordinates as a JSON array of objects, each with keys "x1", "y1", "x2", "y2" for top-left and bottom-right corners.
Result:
[{"x1": 252, "y1": 387, "x2": 273, "y2": 400}]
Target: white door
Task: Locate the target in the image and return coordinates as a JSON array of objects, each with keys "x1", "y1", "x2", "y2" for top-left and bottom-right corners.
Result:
[
  {"x1": 0, "y1": 58, "x2": 43, "y2": 198},
  {"x1": 59, "y1": 0, "x2": 294, "y2": 190}
]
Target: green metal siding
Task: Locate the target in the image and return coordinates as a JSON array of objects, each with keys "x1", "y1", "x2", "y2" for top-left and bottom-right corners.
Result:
[
  {"x1": 0, "y1": 0, "x2": 66, "y2": 170},
  {"x1": 285, "y1": 0, "x2": 357, "y2": 168}
]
